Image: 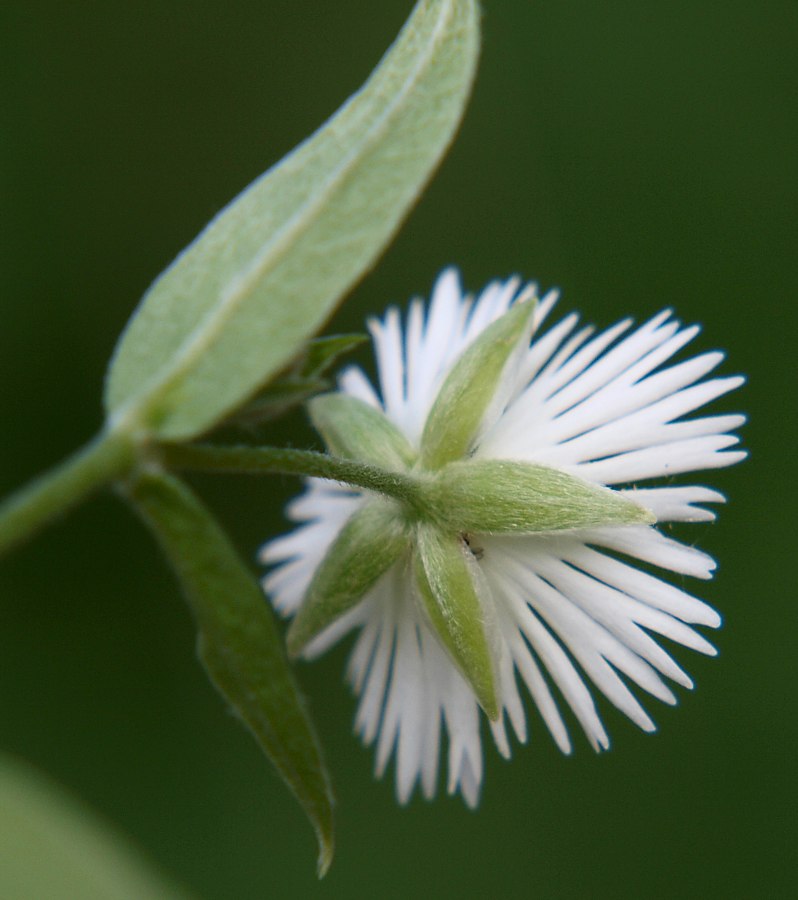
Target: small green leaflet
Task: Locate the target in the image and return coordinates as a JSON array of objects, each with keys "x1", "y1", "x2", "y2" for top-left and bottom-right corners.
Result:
[
  {"x1": 105, "y1": 0, "x2": 480, "y2": 440},
  {"x1": 224, "y1": 334, "x2": 367, "y2": 428}
]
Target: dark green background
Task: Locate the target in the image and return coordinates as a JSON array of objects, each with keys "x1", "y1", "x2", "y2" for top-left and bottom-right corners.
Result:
[{"x1": 1, "y1": 2, "x2": 795, "y2": 897}]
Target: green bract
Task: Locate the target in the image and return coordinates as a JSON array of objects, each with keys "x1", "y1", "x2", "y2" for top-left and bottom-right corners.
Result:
[{"x1": 105, "y1": 0, "x2": 480, "y2": 440}]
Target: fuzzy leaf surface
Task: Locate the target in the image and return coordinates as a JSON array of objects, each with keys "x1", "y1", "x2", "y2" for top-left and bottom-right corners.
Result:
[{"x1": 105, "y1": 0, "x2": 480, "y2": 439}]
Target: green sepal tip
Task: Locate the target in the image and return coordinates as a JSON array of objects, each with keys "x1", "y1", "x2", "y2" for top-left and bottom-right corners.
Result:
[
  {"x1": 425, "y1": 459, "x2": 656, "y2": 534},
  {"x1": 413, "y1": 523, "x2": 499, "y2": 720},
  {"x1": 420, "y1": 297, "x2": 537, "y2": 470}
]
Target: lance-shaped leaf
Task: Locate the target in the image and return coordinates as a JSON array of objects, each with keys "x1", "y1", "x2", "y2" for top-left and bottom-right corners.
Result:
[
  {"x1": 420, "y1": 298, "x2": 536, "y2": 470},
  {"x1": 105, "y1": 0, "x2": 480, "y2": 440},
  {"x1": 126, "y1": 471, "x2": 334, "y2": 876},
  {"x1": 0, "y1": 752, "x2": 194, "y2": 900},
  {"x1": 413, "y1": 523, "x2": 499, "y2": 719},
  {"x1": 288, "y1": 500, "x2": 408, "y2": 656},
  {"x1": 225, "y1": 334, "x2": 367, "y2": 428},
  {"x1": 425, "y1": 459, "x2": 655, "y2": 533},
  {"x1": 308, "y1": 393, "x2": 416, "y2": 471}
]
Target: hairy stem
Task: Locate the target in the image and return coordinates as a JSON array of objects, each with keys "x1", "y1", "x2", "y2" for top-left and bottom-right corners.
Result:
[
  {"x1": 162, "y1": 443, "x2": 426, "y2": 513},
  {"x1": 0, "y1": 430, "x2": 137, "y2": 557}
]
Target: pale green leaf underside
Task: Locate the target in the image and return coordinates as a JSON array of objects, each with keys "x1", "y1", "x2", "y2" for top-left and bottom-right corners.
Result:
[
  {"x1": 0, "y1": 752, "x2": 194, "y2": 900},
  {"x1": 105, "y1": 0, "x2": 480, "y2": 440},
  {"x1": 126, "y1": 471, "x2": 334, "y2": 876},
  {"x1": 427, "y1": 459, "x2": 656, "y2": 533}
]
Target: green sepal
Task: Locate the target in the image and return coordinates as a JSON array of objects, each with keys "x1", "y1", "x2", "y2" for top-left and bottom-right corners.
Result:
[
  {"x1": 125, "y1": 470, "x2": 334, "y2": 877},
  {"x1": 308, "y1": 393, "x2": 417, "y2": 471},
  {"x1": 420, "y1": 298, "x2": 536, "y2": 470},
  {"x1": 426, "y1": 459, "x2": 655, "y2": 533},
  {"x1": 413, "y1": 523, "x2": 499, "y2": 720},
  {"x1": 288, "y1": 500, "x2": 408, "y2": 656}
]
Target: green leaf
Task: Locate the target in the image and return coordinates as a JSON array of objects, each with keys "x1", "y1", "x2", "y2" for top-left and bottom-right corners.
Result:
[
  {"x1": 413, "y1": 523, "x2": 499, "y2": 719},
  {"x1": 299, "y1": 334, "x2": 368, "y2": 380},
  {"x1": 308, "y1": 393, "x2": 417, "y2": 470},
  {"x1": 225, "y1": 378, "x2": 331, "y2": 429},
  {"x1": 287, "y1": 499, "x2": 409, "y2": 656},
  {"x1": 0, "y1": 752, "x2": 194, "y2": 899},
  {"x1": 125, "y1": 471, "x2": 334, "y2": 876},
  {"x1": 223, "y1": 334, "x2": 367, "y2": 428},
  {"x1": 420, "y1": 298, "x2": 536, "y2": 470},
  {"x1": 426, "y1": 459, "x2": 655, "y2": 533},
  {"x1": 105, "y1": 0, "x2": 480, "y2": 440}
]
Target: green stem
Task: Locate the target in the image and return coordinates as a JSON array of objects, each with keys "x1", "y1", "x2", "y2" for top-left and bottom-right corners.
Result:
[
  {"x1": 162, "y1": 443, "x2": 426, "y2": 512},
  {"x1": 0, "y1": 430, "x2": 137, "y2": 557}
]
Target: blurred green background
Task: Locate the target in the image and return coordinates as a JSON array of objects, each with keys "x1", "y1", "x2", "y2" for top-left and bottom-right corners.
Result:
[{"x1": 1, "y1": 1, "x2": 795, "y2": 897}]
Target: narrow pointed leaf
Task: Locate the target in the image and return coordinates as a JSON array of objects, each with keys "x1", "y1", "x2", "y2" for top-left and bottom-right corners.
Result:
[
  {"x1": 126, "y1": 471, "x2": 334, "y2": 876},
  {"x1": 224, "y1": 334, "x2": 367, "y2": 427},
  {"x1": 288, "y1": 500, "x2": 408, "y2": 656},
  {"x1": 0, "y1": 752, "x2": 194, "y2": 899},
  {"x1": 105, "y1": 0, "x2": 480, "y2": 440},
  {"x1": 426, "y1": 459, "x2": 655, "y2": 533},
  {"x1": 308, "y1": 393, "x2": 417, "y2": 470},
  {"x1": 420, "y1": 298, "x2": 536, "y2": 470},
  {"x1": 413, "y1": 523, "x2": 499, "y2": 719},
  {"x1": 300, "y1": 334, "x2": 368, "y2": 379}
]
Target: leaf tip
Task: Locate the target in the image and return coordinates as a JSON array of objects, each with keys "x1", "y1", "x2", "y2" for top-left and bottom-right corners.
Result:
[{"x1": 316, "y1": 833, "x2": 335, "y2": 879}]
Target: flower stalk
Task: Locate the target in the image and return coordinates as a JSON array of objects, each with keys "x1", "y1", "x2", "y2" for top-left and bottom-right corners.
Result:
[{"x1": 161, "y1": 442, "x2": 428, "y2": 512}]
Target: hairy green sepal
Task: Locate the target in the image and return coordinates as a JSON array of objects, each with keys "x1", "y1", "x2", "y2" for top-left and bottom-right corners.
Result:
[
  {"x1": 413, "y1": 523, "x2": 499, "y2": 719},
  {"x1": 420, "y1": 298, "x2": 536, "y2": 470},
  {"x1": 308, "y1": 394, "x2": 416, "y2": 470},
  {"x1": 425, "y1": 459, "x2": 655, "y2": 533},
  {"x1": 126, "y1": 471, "x2": 334, "y2": 876},
  {"x1": 105, "y1": 0, "x2": 480, "y2": 440},
  {"x1": 288, "y1": 500, "x2": 408, "y2": 656}
]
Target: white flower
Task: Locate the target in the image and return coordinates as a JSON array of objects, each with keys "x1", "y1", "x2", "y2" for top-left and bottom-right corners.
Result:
[{"x1": 261, "y1": 268, "x2": 745, "y2": 808}]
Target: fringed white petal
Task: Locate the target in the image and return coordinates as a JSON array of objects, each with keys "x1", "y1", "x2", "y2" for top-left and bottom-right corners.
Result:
[{"x1": 261, "y1": 269, "x2": 744, "y2": 805}]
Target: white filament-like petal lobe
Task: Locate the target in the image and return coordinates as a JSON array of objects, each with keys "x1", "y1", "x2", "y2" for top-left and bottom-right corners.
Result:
[{"x1": 262, "y1": 268, "x2": 743, "y2": 805}]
